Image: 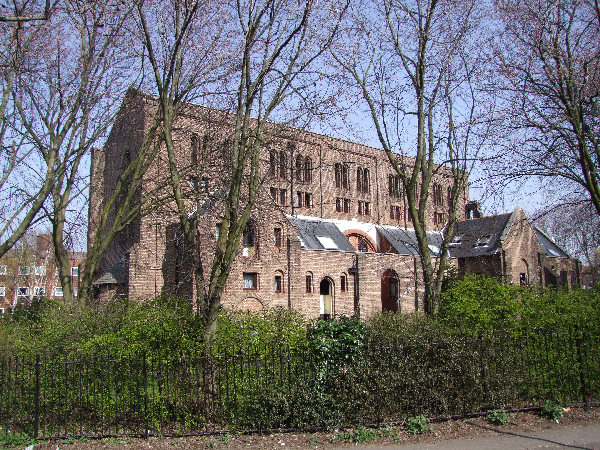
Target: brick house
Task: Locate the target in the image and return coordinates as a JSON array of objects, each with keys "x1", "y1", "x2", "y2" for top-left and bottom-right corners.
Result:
[
  {"x1": 0, "y1": 234, "x2": 85, "y2": 314},
  {"x1": 89, "y1": 89, "x2": 580, "y2": 317}
]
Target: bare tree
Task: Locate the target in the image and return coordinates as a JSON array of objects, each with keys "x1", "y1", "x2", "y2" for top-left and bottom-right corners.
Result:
[
  {"x1": 493, "y1": 0, "x2": 600, "y2": 216},
  {"x1": 333, "y1": 0, "x2": 488, "y2": 313},
  {"x1": 138, "y1": 0, "x2": 347, "y2": 339}
]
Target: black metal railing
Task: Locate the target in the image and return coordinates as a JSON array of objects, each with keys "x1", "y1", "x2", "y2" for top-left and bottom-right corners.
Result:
[{"x1": 0, "y1": 328, "x2": 598, "y2": 439}]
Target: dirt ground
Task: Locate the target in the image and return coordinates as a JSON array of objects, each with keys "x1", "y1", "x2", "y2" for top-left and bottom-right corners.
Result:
[{"x1": 32, "y1": 406, "x2": 600, "y2": 449}]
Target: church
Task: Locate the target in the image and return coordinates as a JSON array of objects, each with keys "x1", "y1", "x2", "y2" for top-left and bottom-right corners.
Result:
[{"x1": 88, "y1": 90, "x2": 580, "y2": 318}]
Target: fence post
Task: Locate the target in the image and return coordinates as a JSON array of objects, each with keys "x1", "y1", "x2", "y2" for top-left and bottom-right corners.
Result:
[
  {"x1": 143, "y1": 352, "x2": 149, "y2": 439},
  {"x1": 34, "y1": 355, "x2": 40, "y2": 438}
]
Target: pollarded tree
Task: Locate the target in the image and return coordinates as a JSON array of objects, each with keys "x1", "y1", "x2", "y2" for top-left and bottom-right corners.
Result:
[
  {"x1": 494, "y1": 0, "x2": 600, "y2": 216},
  {"x1": 333, "y1": 0, "x2": 490, "y2": 313}
]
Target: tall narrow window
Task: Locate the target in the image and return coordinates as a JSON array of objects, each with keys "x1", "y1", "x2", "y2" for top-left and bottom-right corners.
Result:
[
  {"x1": 274, "y1": 275, "x2": 283, "y2": 293},
  {"x1": 363, "y1": 168, "x2": 370, "y2": 193},
  {"x1": 296, "y1": 191, "x2": 303, "y2": 207},
  {"x1": 341, "y1": 274, "x2": 347, "y2": 292},
  {"x1": 274, "y1": 227, "x2": 282, "y2": 247},
  {"x1": 335, "y1": 163, "x2": 342, "y2": 188},
  {"x1": 305, "y1": 193, "x2": 312, "y2": 208},
  {"x1": 343, "y1": 199, "x2": 350, "y2": 213},
  {"x1": 342, "y1": 164, "x2": 349, "y2": 190},
  {"x1": 243, "y1": 222, "x2": 256, "y2": 247},
  {"x1": 306, "y1": 274, "x2": 313, "y2": 293},
  {"x1": 357, "y1": 168, "x2": 363, "y2": 192},
  {"x1": 296, "y1": 155, "x2": 303, "y2": 182},
  {"x1": 336, "y1": 197, "x2": 342, "y2": 212},
  {"x1": 269, "y1": 151, "x2": 277, "y2": 177},
  {"x1": 279, "y1": 188, "x2": 287, "y2": 206},
  {"x1": 304, "y1": 157, "x2": 312, "y2": 183},
  {"x1": 279, "y1": 151, "x2": 287, "y2": 179},
  {"x1": 270, "y1": 187, "x2": 277, "y2": 200}
]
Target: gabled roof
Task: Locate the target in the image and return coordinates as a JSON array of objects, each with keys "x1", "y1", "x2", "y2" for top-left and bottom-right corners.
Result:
[
  {"x1": 286, "y1": 215, "x2": 356, "y2": 251},
  {"x1": 93, "y1": 258, "x2": 127, "y2": 285},
  {"x1": 534, "y1": 227, "x2": 571, "y2": 258},
  {"x1": 448, "y1": 212, "x2": 513, "y2": 258},
  {"x1": 377, "y1": 226, "x2": 444, "y2": 256}
]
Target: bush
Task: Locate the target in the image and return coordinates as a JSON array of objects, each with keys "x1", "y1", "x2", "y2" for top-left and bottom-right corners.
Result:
[{"x1": 487, "y1": 409, "x2": 510, "y2": 426}]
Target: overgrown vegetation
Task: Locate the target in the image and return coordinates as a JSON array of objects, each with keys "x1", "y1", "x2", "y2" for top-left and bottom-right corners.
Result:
[{"x1": 0, "y1": 277, "x2": 598, "y2": 437}]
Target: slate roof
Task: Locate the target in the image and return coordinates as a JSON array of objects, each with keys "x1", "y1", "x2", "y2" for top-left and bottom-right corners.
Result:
[
  {"x1": 534, "y1": 227, "x2": 571, "y2": 258},
  {"x1": 448, "y1": 213, "x2": 512, "y2": 258},
  {"x1": 93, "y1": 258, "x2": 127, "y2": 285},
  {"x1": 376, "y1": 226, "x2": 444, "y2": 256},
  {"x1": 286, "y1": 215, "x2": 356, "y2": 251}
]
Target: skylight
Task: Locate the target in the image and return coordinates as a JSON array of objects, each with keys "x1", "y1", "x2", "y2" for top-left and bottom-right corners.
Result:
[
  {"x1": 474, "y1": 234, "x2": 492, "y2": 247},
  {"x1": 449, "y1": 235, "x2": 462, "y2": 246},
  {"x1": 316, "y1": 236, "x2": 338, "y2": 250}
]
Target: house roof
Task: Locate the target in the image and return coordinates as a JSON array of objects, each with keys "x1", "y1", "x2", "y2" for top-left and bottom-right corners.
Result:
[
  {"x1": 448, "y1": 212, "x2": 513, "y2": 258},
  {"x1": 534, "y1": 227, "x2": 571, "y2": 258},
  {"x1": 93, "y1": 258, "x2": 127, "y2": 285},
  {"x1": 376, "y1": 225, "x2": 444, "y2": 256},
  {"x1": 286, "y1": 215, "x2": 356, "y2": 251}
]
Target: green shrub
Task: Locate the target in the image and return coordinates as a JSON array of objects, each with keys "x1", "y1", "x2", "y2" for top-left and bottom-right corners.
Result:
[
  {"x1": 540, "y1": 401, "x2": 563, "y2": 422},
  {"x1": 487, "y1": 409, "x2": 510, "y2": 426},
  {"x1": 405, "y1": 415, "x2": 431, "y2": 434}
]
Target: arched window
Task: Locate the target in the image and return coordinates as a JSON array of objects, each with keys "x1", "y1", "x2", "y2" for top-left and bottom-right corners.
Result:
[
  {"x1": 295, "y1": 155, "x2": 303, "y2": 182},
  {"x1": 243, "y1": 221, "x2": 256, "y2": 247},
  {"x1": 305, "y1": 272, "x2": 313, "y2": 293},
  {"x1": 356, "y1": 167, "x2": 363, "y2": 192},
  {"x1": 190, "y1": 133, "x2": 199, "y2": 166},
  {"x1": 342, "y1": 164, "x2": 349, "y2": 190},
  {"x1": 274, "y1": 270, "x2": 284, "y2": 293},
  {"x1": 279, "y1": 151, "x2": 287, "y2": 179},
  {"x1": 363, "y1": 168, "x2": 370, "y2": 193},
  {"x1": 304, "y1": 157, "x2": 312, "y2": 183}
]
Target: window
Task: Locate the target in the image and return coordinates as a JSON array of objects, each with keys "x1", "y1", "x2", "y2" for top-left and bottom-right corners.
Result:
[
  {"x1": 295, "y1": 155, "x2": 303, "y2": 182},
  {"x1": 433, "y1": 183, "x2": 444, "y2": 206},
  {"x1": 475, "y1": 235, "x2": 492, "y2": 247},
  {"x1": 342, "y1": 164, "x2": 349, "y2": 189},
  {"x1": 390, "y1": 205, "x2": 400, "y2": 220},
  {"x1": 269, "y1": 151, "x2": 277, "y2": 177},
  {"x1": 243, "y1": 222, "x2": 256, "y2": 247},
  {"x1": 316, "y1": 236, "x2": 339, "y2": 250},
  {"x1": 199, "y1": 178, "x2": 209, "y2": 193},
  {"x1": 18, "y1": 266, "x2": 31, "y2": 276},
  {"x1": 363, "y1": 168, "x2": 370, "y2": 193},
  {"x1": 34, "y1": 266, "x2": 46, "y2": 276},
  {"x1": 279, "y1": 188, "x2": 287, "y2": 206},
  {"x1": 304, "y1": 157, "x2": 312, "y2": 183},
  {"x1": 274, "y1": 227, "x2": 282, "y2": 247},
  {"x1": 336, "y1": 197, "x2": 342, "y2": 212},
  {"x1": 73, "y1": 288, "x2": 78, "y2": 297},
  {"x1": 71, "y1": 267, "x2": 79, "y2": 277},
  {"x1": 17, "y1": 286, "x2": 29, "y2": 297},
  {"x1": 357, "y1": 168, "x2": 363, "y2": 192},
  {"x1": 358, "y1": 201, "x2": 371, "y2": 216},
  {"x1": 270, "y1": 187, "x2": 277, "y2": 200},
  {"x1": 274, "y1": 275, "x2": 283, "y2": 293},
  {"x1": 335, "y1": 163, "x2": 349, "y2": 189},
  {"x1": 279, "y1": 151, "x2": 287, "y2": 179},
  {"x1": 343, "y1": 199, "x2": 350, "y2": 213},
  {"x1": 305, "y1": 193, "x2": 312, "y2": 208},
  {"x1": 388, "y1": 174, "x2": 400, "y2": 198},
  {"x1": 560, "y1": 270, "x2": 567, "y2": 286},
  {"x1": 189, "y1": 175, "x2": 199, "y2": 191},
  {"x1": 335, "y1": 163, "x2": 342, "y2": 188},
  {"x1": 340, "y1": 274, "x2": 347, "y2": 292},
  {"x1": 447, "y1": 186, "x2": 452, "y2": 210},
  {"x1": 0, "y1": 286, "x2": 5, "y2": 297},
  {"x1": 0, "y1": 265, "x2": 6, "y2": 275},
  {"x1": 33, "y1": 286, "x2": 45, "y2": 297},
  {"x1": 305, "y1": 274, "x2": 313, "y2": 293},
  {"x1": 243, "y1": 273, "x2": 258, "y2": 290},
  {"x1": 434, "y1": 212, "x2": 445, "y2": 225},
  {"x1": 296, "y1": 191, "x2": 303, "y2": 207},
  {"x1": 54, "y1": 286, "x2": 63, "y2": 297},
  {"x1": 570, "y1": 271, "x2": 577, "y2": 285},
  {"x1": 357, "y1": 235, "x2": 369, "y2": 252},
  {"x1": 215, "y1": 223, "x2": 222, "y2": 240},
  {"x1": 357, "y1": 167, "x2": 370, "y2": 193}
]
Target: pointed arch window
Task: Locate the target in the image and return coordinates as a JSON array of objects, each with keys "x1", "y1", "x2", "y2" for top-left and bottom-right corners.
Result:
[
  {"x1": 304, "y1": 157, "x2": 312, "y2": 183},
  {"x1": 279, "y1": 151, "x2": 287, "y2": 179},
  {"x1": 295, "y1": 155, "x2": 303, "y2": 182}
]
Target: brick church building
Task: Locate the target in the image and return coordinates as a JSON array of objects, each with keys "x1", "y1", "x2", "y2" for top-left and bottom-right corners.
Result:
[{"x1": 88, "y1": 90, "x2": 580, "y2": 317}]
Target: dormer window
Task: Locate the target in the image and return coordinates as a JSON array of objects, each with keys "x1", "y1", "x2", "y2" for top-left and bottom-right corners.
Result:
[{"x1": 449, "y1": 235, "x2": 462, "y2": 246}]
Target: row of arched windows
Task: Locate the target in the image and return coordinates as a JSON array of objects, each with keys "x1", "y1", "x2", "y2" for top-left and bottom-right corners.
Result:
[
  {"x1": 269, "y1": 150, "x2": 312, "y2": 183},
  {"x1": 295, "y1": 155, "x2": 312, "y2": 183}
]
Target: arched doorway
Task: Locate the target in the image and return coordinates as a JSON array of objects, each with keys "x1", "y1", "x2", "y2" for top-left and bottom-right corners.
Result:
[
  {"x1": 381, "y1": 269, "x2": 399, "y2": 312},
  {"x1": 320, "y1": 278, "x2": 333, "y2": 318},
  {"x1": 519, "y1": 259, "x2": 529, "y2": 285}
]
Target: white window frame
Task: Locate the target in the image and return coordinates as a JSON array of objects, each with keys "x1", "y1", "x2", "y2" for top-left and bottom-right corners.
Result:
[
  {"x1": 34, "y1": 266, "x2": 46, "y2": 276},
  {"x1": 33, "y1": 286, "x2": 45, "y2": 297},
  {"x1": 0, "y1": 265, "x2": 7, "y2": 275},
  {"x1": 71, "y1": 266, "x2": 79, "y2": 277},
  {"x1": 54, "y1": 286, "x2": 64, "y2": 297},
  {"x1": 18, "y1": 266, "x2": 31, "y2": 276},
  {"x1": 243, "y1": 273, "x2": 258, "y2": 290},
  {"x1": 17, "y1": 286, "x2": 30, "y2": 297},
  {"x1": 0, "y1": 286, "x2": 5, "y2": 297}
]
